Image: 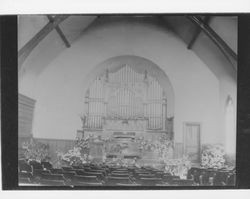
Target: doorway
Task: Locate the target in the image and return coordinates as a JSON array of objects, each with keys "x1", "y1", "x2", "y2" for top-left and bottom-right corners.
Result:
[{"x1": 183, "y1": 122, "x2": 201, "y2": 163}]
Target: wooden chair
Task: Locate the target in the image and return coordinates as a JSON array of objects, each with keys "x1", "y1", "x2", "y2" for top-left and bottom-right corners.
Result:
[
  {"x1": 78, "y1": 171, "x2": 105, "y2": 180},
  {"x1": 75, "y1": 169, "x2": 86, "y2": 175},
  {"x1": 30, "y1": 162, "x2": 43, "y2": 170},
  {"x1": 115, "y1": 183, "x2": 141, "y2": 186},
  {"x1": 19, "y1": 177, "x2": 31, "y2": 184},
  {"x1": 39, "y1": 179, "x2": 66, "y2": 186},
  {"x1": 226, "y1": 173, "x2": 236, "y2": 186},
  {"x1": 41, "y1": 161, "x2": 53, "y2": 170},
  {"x1": 213, "y1": 171, "x2": 229, "y2": 186},
  {"x1": 62, "y1": 166, "x2": 74, "y2": 171},
  {"x1": 71, "y1": 175, "x2": 100, "y2": 185},
  {"x1": 109, "y1": 173, "x2": 131, "y2": 178},
  {"x1": 84, "y1": 168, "x2": 106, "y2": 176},
  {"x1": 154, "y1": 171, "x2": 165, "y2": 178},
  {"x1": 199, "y1": 170, "x2": 209, "y2": 185},
  {"x1": 190, "y1": 170, "x2": 201, "y2": 185},
  {"x1": 134, "y1": 171, "x2": 151, "y2": 176},
  {"x1": 200, "y1": 170, "x2": 216, "y2": 186},
  {"x1": 111, "y1": 170, "x2": 130, "y2": 174},
  {"x1": 18, "y1": 159, "x2": 27, "y2": 165},
  {"x1": 105, "y1": 176, "x2": 133, "y2": 186},
  {"x1": 49, "y1": 168, "x2": 63, "y2": 174},
  {"x1": 19, "y1": 163, "x2": 32, "y2": 173},
  {"x1": 62, "y1": 171, "x2": 77, "y2": 180},
  {"x1": 32, "y1": 169, "x2": 52, "y2": 179},
  {"x1": 187, "y1": 167, "x2": 201, "y2": 180},
  {"x1": 109, "y1": 167, "x2": 126, "y2": 172},
  {"x1": 75, "y1": 169, "x2": 102, "y2": 175},
  {"x1": 18, "y1": 172, "x2": 33, "y2": 179},
  {"x1": 138, "y1": 174, "x2": 156, "y2": 178},
  {"x1": 162, "y1": 173, "x2": 172, "y2": 177},
  {"x1": 162, "y1": 175, "x2": 180, "y2": 183},
  {"x1": 40, "y1": 173, "x2": 65, "y2": 181},
  {"x1": 171, "y1": 179, "x2": 195, "y2": 186},
  {"x1": 41, "y1": 170, "x2": 51, "y2": 174},
  {"x1": 72, "y1": 165, "x2": 84, "y2": 170},
  {"x1": 143, "y1": 168, "x2": 159, "y2": 174},
  {"x1": 73, "y1": 182, "x2": 103, "y2": 186},
  {"x1": 137, "y1": 177, "x2": 163, "y2": 186}
]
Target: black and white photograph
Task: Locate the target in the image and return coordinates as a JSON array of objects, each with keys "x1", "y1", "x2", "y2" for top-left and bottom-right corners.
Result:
[{"x1": 15, "y1": 14, "x2": 238, "y2": 187}]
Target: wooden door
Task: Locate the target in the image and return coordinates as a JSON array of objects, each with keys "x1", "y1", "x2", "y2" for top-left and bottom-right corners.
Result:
[{"x1": 184, "y1": 123, "x2": 201, "y2": 163}]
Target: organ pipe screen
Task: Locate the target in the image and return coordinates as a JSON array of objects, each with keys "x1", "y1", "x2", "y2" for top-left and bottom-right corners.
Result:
[{"x1": 84, "y1": 65, "x2": 167, "y2": 130}]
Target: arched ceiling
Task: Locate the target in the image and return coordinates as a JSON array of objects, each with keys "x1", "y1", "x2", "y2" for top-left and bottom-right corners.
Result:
[{"x1": 18, "y1": 15, "x2": 237, "y2": 81}]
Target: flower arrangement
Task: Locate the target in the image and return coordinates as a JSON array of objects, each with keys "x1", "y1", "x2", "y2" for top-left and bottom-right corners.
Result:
[
  {"x1": 134, "y1": 135, "x2": 188, "y2": 172},
  {"x1": 156, "y1": 135, "x2": 174, "y2": 160},
  {"x1": 201, "y1": 144, "x2": 226, "y2": 169},
  {"x1": 21, "y1": 138, "x2": 50, "y2": 162},
  {"x1": 105, "y1": 156, "x2": 140, "y2": 168},
  {"x1": 56, "y1": 147, "x2": 92, "y2": 167},
  {"x1": 56, "y1": 137, "x2": 92, "y2": 167},
  {"x1": 135, "y1": 134, "x2": 174, "y2": 158}
]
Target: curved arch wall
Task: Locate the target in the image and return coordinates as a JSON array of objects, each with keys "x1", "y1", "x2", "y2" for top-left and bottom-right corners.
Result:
[
  {"x1": 82, "y1": 55, "x2": 175, "y2": 114},
  {"x1": 82, "y1": 56, "x2": 174, "y2": 134},
  {"x1": 19, "y1": 19, "x2": 235, "y2": 149}
]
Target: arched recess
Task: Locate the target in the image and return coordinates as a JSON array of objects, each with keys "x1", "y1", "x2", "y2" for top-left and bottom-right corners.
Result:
[
  {"x1": 81, "y1": 55, "x2": 175, "y2": 117},
  {"x1": 225, "y1": 95, "x2": 236, "y2": 156}
]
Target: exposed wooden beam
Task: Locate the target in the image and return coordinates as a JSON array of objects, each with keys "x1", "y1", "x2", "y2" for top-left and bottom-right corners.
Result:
[
  {"x1": 47, "y1": 15, "x2": 71, "y2": 48},
  {"x1": 187, "y1": 16, "x2": 237, "y2": 70},
  {"x1": 18, "y1": 15, "x2": 68, "y2": 70},
  {"x1": 187, "y1": 16, "x2": 210, "y2": 49}
]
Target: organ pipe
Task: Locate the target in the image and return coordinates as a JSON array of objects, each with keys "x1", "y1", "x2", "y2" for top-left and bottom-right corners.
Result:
[{"x1": 84, "y1": 65, "x2": 166, "y2": 131}]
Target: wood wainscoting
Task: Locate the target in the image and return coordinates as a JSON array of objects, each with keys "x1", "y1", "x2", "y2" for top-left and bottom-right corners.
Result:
[
  {"x1": 35, "y1": 138, "x2": 75, "y2": 162},
  {"x1": 18, "y1": 94, "x2": 36, "y2": 138}
]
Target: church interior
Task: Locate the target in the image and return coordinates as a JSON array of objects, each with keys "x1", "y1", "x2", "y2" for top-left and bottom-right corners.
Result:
[{"x1": 18, "y1": 15, "x2": 237, "y2": 186}]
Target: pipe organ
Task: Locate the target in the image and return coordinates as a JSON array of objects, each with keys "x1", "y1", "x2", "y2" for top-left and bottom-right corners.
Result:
[{"x1": 83, "y1": 65, "x2": 170, "y2": 133}]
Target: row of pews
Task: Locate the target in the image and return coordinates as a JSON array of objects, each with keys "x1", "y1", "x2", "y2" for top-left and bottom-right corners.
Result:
[
  {"x1": 18, "y1": 159, "x2": 235, "y2": 186},
  {"x1": 187, "y1": 167, "x2": 236, "y2": 186}
]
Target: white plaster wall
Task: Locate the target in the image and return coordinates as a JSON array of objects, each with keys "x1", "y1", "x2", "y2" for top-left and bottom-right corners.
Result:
[
  {"x1": 18, "y1": 15, "x2": 48, "y2": 50},
  {"x1": 21, "y1": 20, "x2": 226, "y2": 145},
  {"x1": 219, "y1": 75, "x2": 237, "y2": 152}
]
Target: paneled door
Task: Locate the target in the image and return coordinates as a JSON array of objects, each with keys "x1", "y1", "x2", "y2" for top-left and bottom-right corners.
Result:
[{"x1": 184, "y1": 123, "x2": 201, "y2": 163}]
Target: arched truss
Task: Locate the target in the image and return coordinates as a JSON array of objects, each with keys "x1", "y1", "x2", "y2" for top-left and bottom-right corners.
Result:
[{"x1": 18, "y1": 15, "x2": 237, "y2": 74}]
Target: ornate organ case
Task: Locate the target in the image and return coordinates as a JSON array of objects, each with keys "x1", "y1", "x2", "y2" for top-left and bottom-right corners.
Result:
[{"x1": 82, "y1": 64, "x2": 173, "y2": 136}]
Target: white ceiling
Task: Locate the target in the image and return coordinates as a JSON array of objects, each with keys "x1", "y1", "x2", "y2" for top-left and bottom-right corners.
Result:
[{"x1": 18, "y1": 15, "x2": 237, "y2": 79}]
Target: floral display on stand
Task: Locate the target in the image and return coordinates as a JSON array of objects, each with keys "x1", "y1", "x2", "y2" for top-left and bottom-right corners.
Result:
[
  {"x1": 156, "y1": 135, "x2": 174, "y2": 160},
  {"x1": 56, "y1": 147, "x2": 92, "y2": 167},
  {"x1": 133, "y1": 134, "x2": 191, "y2": 174},
  {"x1": 137, "y1": 134, "x2": 191, "y2": 178},
  {"x1": 201, "y1": 144, "x2": 226, "y2": 169},
  {"x1": 56, "y1": 137, "x2": 92, "y2": 167},
  {"x1": 55, "y1": 134, "x2": 114, "y2": 167},
  {"x1": 105, "y1": 156, "x2": 139, "y2": 168},
  {"x1": 135, "y1": 134, "x2": 174, "y2": 158},
  {"x1": 21, "y1": 138, "x2": 50, "y2": 162},
  {"x1": 134, "y1": 134, "x2": 191, "y2": 178}
]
